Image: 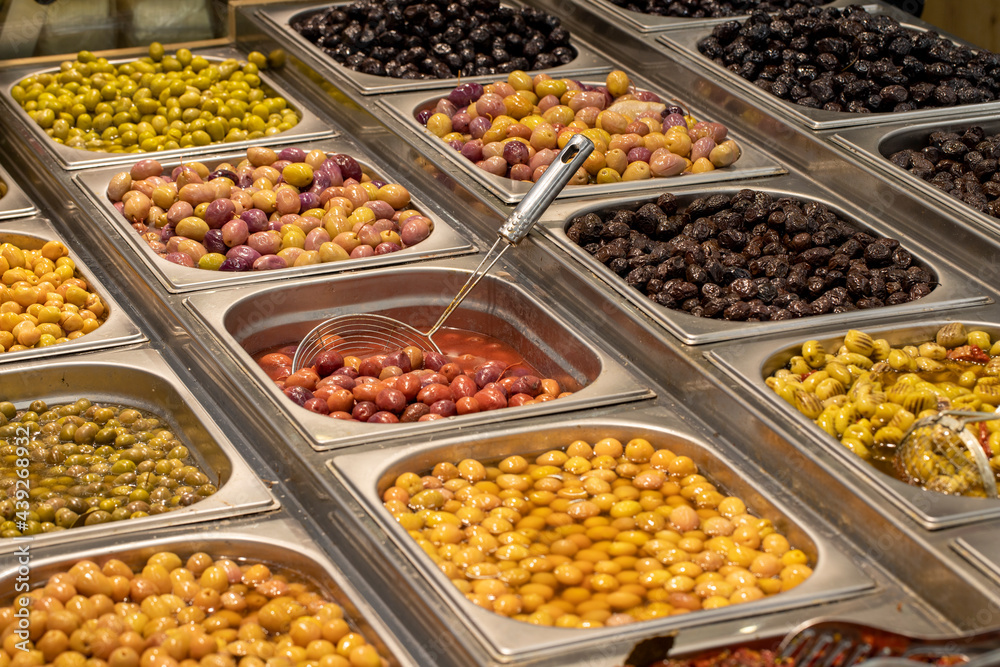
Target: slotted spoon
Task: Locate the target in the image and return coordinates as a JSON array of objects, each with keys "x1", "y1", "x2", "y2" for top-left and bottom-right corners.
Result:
[
  {"x1": 291, "y1": 133, "x2": 594, "y2": 371},
  {"x1": 777, "y1": 619, "x2": 1000, "y2": 667},
  {"x1": 895, "y1": 408, "x2": 1000, "y2": 499}
]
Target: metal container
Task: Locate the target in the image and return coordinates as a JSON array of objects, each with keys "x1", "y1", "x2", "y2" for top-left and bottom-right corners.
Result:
[
  {"x1": 0, "y1": 47, "x2": 334, "y2": 171},
  {"x1": 376, "y1": 78, "x2": 786, "y2": 204},
  {"x1": 254, "y1": 1, "x2": 612, "y2": 96},
  {"x1": 832, "y1": 115, "x2": 1000, "y2": 238},
  {"x1": 706, "y1": 317, "x2": 1000, "y2": 530},
  {"x1": 563, "y1": 0, "x2": 850, "y2": 35},
  {"x1": 0, "y1": 517, "x2": 415, "y2": 667},
  {"x1": 0, "y1": 161, "x2": 37, "y2": 220},
  {"x1": 73, "y1": 138, "x2": 476, "y2": 293},
  {"x1": 328, "y1": 416, "x2": 874, "y2": 663},
  {"x1": 184, "y1": 259, "x2": 655, "y2": 450},
  {"x1": 953, "y1": 526, "x2": 1000, "y2": 589},
  {"x1": 0, "y1": 346, "x2": 278, "y2": 554},
  {"x1": 0, "y1": 216, "x2": 144, "y2": 364},
  {"x1": 536, "y1": 177, "x2": 991, "y2": 345},
  {"x1": 656, "y1": 9, "x2": 1000, "y2": 131}
]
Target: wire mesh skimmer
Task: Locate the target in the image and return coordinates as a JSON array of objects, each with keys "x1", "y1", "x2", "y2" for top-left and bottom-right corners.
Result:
[
  {"x1": 895, "y1": 408, "x2": 1000, "y2": 499},
  {"x1": 291, "y1": 133, "x2": 594, "y2": 372}
]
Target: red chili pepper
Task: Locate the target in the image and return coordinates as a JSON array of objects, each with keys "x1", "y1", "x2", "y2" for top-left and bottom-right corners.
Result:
[{"x1": 980, "y1": 422, "x2": 993, "y2": 458}]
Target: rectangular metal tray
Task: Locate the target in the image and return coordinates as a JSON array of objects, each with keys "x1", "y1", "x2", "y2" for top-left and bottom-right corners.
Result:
[
  {"x1": 563, "y1": 0, "x2": 851, "y2": 35},
  {"x1": 0, "y1": 346, "x2": 278, "y2": 554},
  {"x1": 73, "y1": 137, "x2": 476, "y2": 293},
  {"x1": 655, "y1": 8, "x2": 1000, "y2": 131},
  {"x1": 953, "y1": 527, "x2": 1000, "y2": 590},
  {"x1": 255, "y1": 1, "x2": 613, "y2": 96},
  {"x1": 0, "y1": 517, "x2": 415, "y2": 667},
  {"x1": 184, "y1": 259, "x2": 655, "y2": 450},
  {"x1": 376, "y1": 75, "x2": 787, "y2": 204},
  {"x1": 0, "y1": 161, "x2": 36, "y2": 220},
  {"x1": 0, "y1": 46, "x2": 335, "y2": 171},
  {"x1": 832, "y1": 114, "x2": 1000, "y2": 238},
  {"x1": 0, "y1": 216, "x2": 144, "y2": 364},
  {"x1": 328, "y1": 415, "x2": 874, "y2": 662},
  {"x1": 536, "y1": 176, "x2": 992, "y2": 345},
  {"x1": 706, "y1": 316, "x2": 1000, "y2": 530}
]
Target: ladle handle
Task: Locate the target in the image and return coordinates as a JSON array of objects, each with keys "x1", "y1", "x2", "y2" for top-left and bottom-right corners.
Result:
[
  {"x1": 424, "y1": 135, "x2": 594, "y2": 339},
  {"x1": 498, "y1": 133, "x2": 594, "y2": 245}
]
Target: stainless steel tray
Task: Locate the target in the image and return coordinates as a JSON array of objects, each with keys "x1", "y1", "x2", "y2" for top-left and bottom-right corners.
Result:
[
  {"x1": 184, "y1": 259, "x2": 655, "y2": 450},
  {"x1": 0, "y1": 217, "x2": 144, "y2": 363},
  {"x1": 0, "y1": 346, "x2": 278, "y2": 554},
  {"x1": 0, "y1": 517, "x2": 415, "y2": 667},
  {"x1": 0, "y1": 161, "x2": 36, "y2": 220},
  {"x1": 656, "y1": 9, "x2": 1000, "y2": 131},
  {"x1": 73, "y1": 137, "x2": 476, "y2": 293},
  {"x1": 328, "y1": 416, "x2": 874, "y2": 663},
  {"x1": 953, "y1": 527, "x2": 1000, "y2": 589},
  {"x1": 832, "y1": 114, "x2": 1000, "y2": 238},
  {"x1": 536, "y1": 177, "x2": 992, "y2": 345},
  {"x1": 565, "y1": 0, "x2": 850, "y2": 35},
  {"x1": 0, "y1": 46, "x2": 335, "y2": 171},
  {"x1": 706, "y1": 316, "x2": 1000, "y2": 530},
  {"x1": 377, "y1": 77, "x2": 787, "y2": 204},
  {"x1": 255, "y1": 1, "x2": 613, "y2": 96}
]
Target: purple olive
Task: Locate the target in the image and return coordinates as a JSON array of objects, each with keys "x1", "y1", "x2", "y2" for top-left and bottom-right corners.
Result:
[
  {"x1": 323, "y1": 373, "x2": 355, "y2": 391},
  {"x1": 371, "y1": 219, "x2": 396, "y2": 234},
  {"x1": 502, "y1": 141, "x2": 529, "y2": 166},
  {"x1": 332, "y1": 154, "x2": 362, "y2": 182},
  {"x1": 203, "y1": 199, "x2": 235, "y2": 229},
  {"x1": 160, "y1": 224, "x2": 176, "y2": 243},
  {"x1": 370, "y1": 179, "x2": 386, "y2": 188},
  {"x1": 375, "y1": 242, "x2": 401, "y2": 254},
  {"x1": 226, "y1": 245, "x2": 261, "y2": 263},
  {"x1": 238, "y1": 173, "x2": 254, "y2": 188},
  {"x1": 164, "y1": 252, "x2": 194, "y2": 267},
  {"x1": 448, "y1": 82, "x2": 484, "y2": 107},
  {"x1": 460, "y1": 139, "x2": 484, "y2": 162},
  {"x1": 666, "y1": 105, "x2": 685, "y2": 116},
  {"x1": 451, "y1": 109, "x2": 471, "y2": 133},
  {"x1": 314, "y1": 349, "x2": 345, "y2": 376},
  {"x1": 278, "y1": 147, "x2": 307, "y2": 163},
  {"x1": 308, "y1": 171, "x2": 331, "y2": 193},
  {"x1": 283, "y1": 386, "x2": 313, "y2": 407},
  {"x1": 203, "y1": 229, "x2": 227, "y2": 254},
  {"x1": 474, "y1": 360, "x2": 507, "y2": 388},
  {"x1": 219, "y1": 256, "x2": 253, "y2": 271},
  {"x1": 663, "y1": 113, "x2": 686, "y2": 129},
  {"x1": 429, "y1": 399, "x2": 457, "y2": 417},
  {"x1": 334, "y1": 366, "x2": 359, "y2": 380},
  {"x1": 468, "y1": 116, "x2": 492, "y2": 140},
  {"x1": 627, "y1": 147, "x2": 652, "y2": 164},
  {"x1": 416, "y1": 109, "x2": 433, "y2": 125},
  {"x1": 367, "y1": 411, "x2": 399, "y2": 424},
  {"x1": 240, "y1": 208, "x2": 269, "y2": 234},
  {"x1": 423, "y1": 351, "x2": 446, "y2": 371},
  {"x1": 691, "y1": 137, "x2": 717, "y2": 162},
  {"x1": 448, "y1": 140, "x2": 463, "y2": 152},
  {"x1": 252, "y1": 255, "x2": 287, "y2": 271},
  {"x1": 319, "y1": 159, "x2": 343, "y2": 186},
  {"x1": 634, "y1": 90, "x2": 662, "y2": 103},
  {"x1": 208, "y1": 168, "x2": 238, "y2": 182},
  {"x1": 383, "y1": 350, "x2": 412, "y2": 373},
  {"x1": 298, "y1": 191, "x2": 320, "y2": 211}
]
